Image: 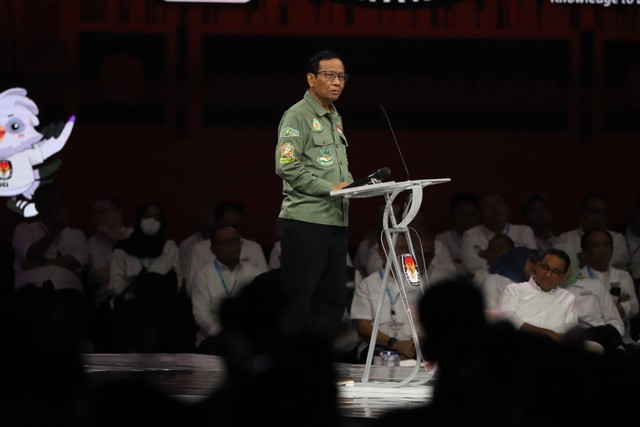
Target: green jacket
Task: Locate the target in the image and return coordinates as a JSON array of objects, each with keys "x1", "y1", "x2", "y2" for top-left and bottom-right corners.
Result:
[{"x1": 275, "y1": 90, "x2": 353, "y2": 226}]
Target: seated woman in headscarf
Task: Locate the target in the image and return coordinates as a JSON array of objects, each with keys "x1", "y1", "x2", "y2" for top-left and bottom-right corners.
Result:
[{"x1": 108, "y1": 201, "x2": 185, "y2": 352}]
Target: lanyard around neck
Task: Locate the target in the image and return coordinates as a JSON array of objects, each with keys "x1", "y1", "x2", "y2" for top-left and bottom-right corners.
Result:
[
  {"x1": 380, "y1": 269, "x2": 397, "y2": 315},
  {"x1": 214, "y1": 260, "x2": 235, "y2": 296}
]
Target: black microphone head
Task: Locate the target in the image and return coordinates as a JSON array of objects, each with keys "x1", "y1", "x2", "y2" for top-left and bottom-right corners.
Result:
[{"x1": 376, "y1": 167, "x2": 391, "y2": 180}]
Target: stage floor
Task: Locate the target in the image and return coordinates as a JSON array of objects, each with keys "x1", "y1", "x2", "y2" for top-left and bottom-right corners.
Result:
[{"x1": 81, "y1": 353, "x2": 435, "y2": 425}]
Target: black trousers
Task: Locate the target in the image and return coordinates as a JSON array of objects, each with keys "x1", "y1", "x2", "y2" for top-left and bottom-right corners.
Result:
[
  {"x1": 277, "y1": 218, "x2": 347, "y2": 347},
  {"x1": 581, "y1": 324, "x2": 624, "y2": 354}
]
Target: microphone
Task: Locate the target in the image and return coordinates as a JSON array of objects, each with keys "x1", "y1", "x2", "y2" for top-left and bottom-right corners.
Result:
[{"x1": 345, "y1": 167, "x2": 391, "y2": 188}]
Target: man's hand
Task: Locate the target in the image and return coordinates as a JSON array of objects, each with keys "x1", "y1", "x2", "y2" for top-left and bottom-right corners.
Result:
[{"x1": 331, "y1": 182, "x2": 350, "y2": 191}]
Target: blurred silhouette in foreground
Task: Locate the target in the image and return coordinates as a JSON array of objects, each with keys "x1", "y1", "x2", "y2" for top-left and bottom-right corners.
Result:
[{"x1": 190, "y1": 270, "x2": 344, "y2": 427}]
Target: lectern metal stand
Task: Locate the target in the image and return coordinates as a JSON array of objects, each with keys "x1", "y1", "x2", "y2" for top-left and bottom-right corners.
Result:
[{"x1": 331, "y1": 178, "x2": 450, "y2": 388}]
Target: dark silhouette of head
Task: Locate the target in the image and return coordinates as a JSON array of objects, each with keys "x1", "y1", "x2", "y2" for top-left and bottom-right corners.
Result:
[{"x1": 419, "y1": 277, "x2": 488, "y2": 367}]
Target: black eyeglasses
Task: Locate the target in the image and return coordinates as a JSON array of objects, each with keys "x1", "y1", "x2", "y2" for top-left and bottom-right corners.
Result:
[
  {"x1": 538, "y1": 263, "x2": 564, "y2": 277},
  {"x1": 317, "y1": 70, "x2": 349, "y2": 83}
]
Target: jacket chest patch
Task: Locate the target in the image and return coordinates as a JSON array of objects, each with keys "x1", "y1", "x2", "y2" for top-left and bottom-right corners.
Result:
[
  {"x1": 312, "y1": 118, "x2": 323, "y2": 132},
  {"x1": 317, "y1": 147, "x2": 335, "y2": 166}
]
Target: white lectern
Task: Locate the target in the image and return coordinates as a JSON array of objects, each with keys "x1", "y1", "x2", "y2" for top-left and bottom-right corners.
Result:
[{"x1": 332, "y1": 178, "x2": 451, "y2": 388}]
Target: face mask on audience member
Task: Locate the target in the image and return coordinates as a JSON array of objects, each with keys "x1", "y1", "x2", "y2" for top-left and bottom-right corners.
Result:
[{"x1": 140, "y1": 218, "x2": 161, "y2": 236}]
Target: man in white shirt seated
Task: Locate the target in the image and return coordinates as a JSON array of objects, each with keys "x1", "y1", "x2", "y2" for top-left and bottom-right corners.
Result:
[
  {"x1": 350, "y1": 233, "x2": 425, "y2": 363},
  {"x1": 580, "y1": 228, "x2": 639, "y2": 350},
  {"x1": 191, "y1": 224, "x2": 262, "y2": 353},
  {"x1": 184, "y1": 200, "x2": 268, "y2": 297},
  {"x1": 497, "y1": 248, "x2": 578, "y2": 342},
  {"x1": 554, "y1": 243, "x2": 625, "y2": 355}
]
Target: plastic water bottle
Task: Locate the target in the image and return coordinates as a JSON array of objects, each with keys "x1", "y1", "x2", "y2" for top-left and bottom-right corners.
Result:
[{"x1": 380, "y1": 351, "x2": 400, "y2": 367}]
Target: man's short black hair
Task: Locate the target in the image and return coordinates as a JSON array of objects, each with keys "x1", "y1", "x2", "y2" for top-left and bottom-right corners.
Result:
[
  {"x1": 580, "y1": 228, "x2": 613, "y2": 251},
  {"x1": 308, "y1": 50, "x2": 341, "y2": 74},
  {"x1": 540, "y1": 248, "x2": 571, "y2": 274}
]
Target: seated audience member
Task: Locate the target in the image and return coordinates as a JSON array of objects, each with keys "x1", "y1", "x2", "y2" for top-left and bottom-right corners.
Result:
[
  {"x1": 12, "y1": 183, "x2": 89, "y2": 292},
  {"x1": 522, "y1": 192, "x2": 560, "y2": 253},
  {"x1": 178, "y1": 201, "x2": 217, "y2": 291},
  {"x1": 461, "y1": 191, "x2": 537, "y2": 277},
  {"x1": 497, "y1": 248, "x2": 579, "y2": 342},
  {"x1": 87, "y1": 195, "x2": 133, "y2": 309},
  {"x1": 350, "y1": 233, "x2": 424, "y2": 363},
  {"x1": 191, "y1": 224, "x2": 262, "y2": 353},
  {"x1": 580, "y1": 228, "x2": 639, "y2": 350},
  {"x1": 471, "y1": 233, "x2": 515, "y2": 287},
  {"x1": 554, "y1": 243, "x2": 625, "y2": 355},
  {"x1": 481, "y1": 246, "x2": 538, "y2": 316},
  {"x1": 108, "y1": 201, "x2": 186, "y2": 352},
  {"x1": 213, "y1": 200, "x2": 268, "y2": 271},
  {"x1": 435, "y1": 191, "x2": 481, "y2": 277},
  {"x1": 185, "y1": 200, "x2": 268, "y2": 297},
  {"x1": 558, "y1": 192, "x2": 630, "y2": 269}
]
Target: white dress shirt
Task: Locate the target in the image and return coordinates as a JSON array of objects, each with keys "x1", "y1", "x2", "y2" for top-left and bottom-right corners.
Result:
[
  {"x1": 582, "y1": 265, "x2": 639, "y2": 345},
  {"x1": 563, "y1": 277, "x2": 624, "y2": 337},
  {"x1": 186, "y1": 236, "x2": 268, "y2": 297},
  {"x1": 497, "y1": 278, "x2": 578, "y2": 333},
  {"x1": 191, "y1": 258, "x2": 261, "y2": 347},
  {"x1": 482, "y1": 273, "x2": 517, "y2": 311},
  {"x1": 350, "y1": 269, "x2": 425, "y2": 351}
]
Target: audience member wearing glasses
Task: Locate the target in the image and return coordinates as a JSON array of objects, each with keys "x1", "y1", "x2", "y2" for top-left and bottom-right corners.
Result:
[
  {"x1": 496, "y1": 248, "x2": 579, "y2": 342},
  {"x1": 191, "y1": 224, "x2": 262, "y2": 354}
]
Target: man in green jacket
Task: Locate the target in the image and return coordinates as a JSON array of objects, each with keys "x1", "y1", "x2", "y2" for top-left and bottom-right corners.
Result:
[{"x1": 275, "y1": 49, "x2": 353, "y2": 349}]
